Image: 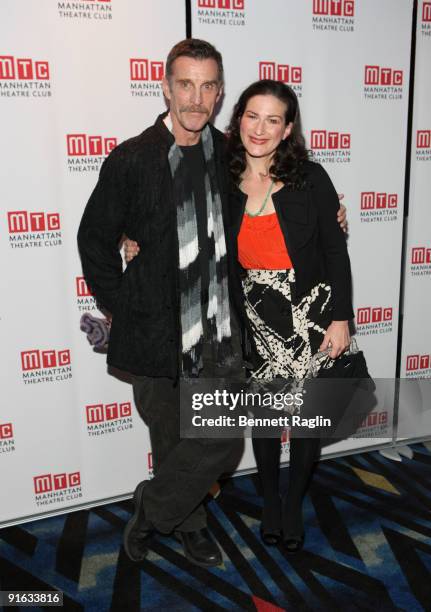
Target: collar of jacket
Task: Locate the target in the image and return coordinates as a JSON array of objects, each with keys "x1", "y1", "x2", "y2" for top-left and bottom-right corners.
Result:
[
  {"x1": 154, "y1": 111, "x2": 175, "y2": 146},
  {"x1": 153, "y1": 110, "x2": 220, "y2": 149},
  {"x1": 229, "y1": 180, "x2": 246, "y2": 199}
]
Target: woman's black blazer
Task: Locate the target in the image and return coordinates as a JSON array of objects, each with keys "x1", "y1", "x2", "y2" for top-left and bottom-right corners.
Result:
[{"x1": 228, "y1": 160, "x2": 354, "y2": 322}]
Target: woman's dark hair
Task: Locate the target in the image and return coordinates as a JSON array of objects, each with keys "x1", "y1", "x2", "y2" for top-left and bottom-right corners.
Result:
[{"x1": 226, "y1": 79, "x2": 309, "y2": 189}]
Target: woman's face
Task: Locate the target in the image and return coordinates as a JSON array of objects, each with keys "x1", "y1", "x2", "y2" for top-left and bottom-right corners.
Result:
[{"x1": 239, "y1": 94, "x2": 293, "y2": 160}]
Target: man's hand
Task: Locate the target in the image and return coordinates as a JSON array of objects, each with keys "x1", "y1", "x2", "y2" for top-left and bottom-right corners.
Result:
[
  {"x1": 319, "y1": 321, "x2": 350, "y2": 359},
  {"x1": 123, "y1": 238, "x2": 140, "y2": 263},
  {"x1": 337, "y1": 194, "x2": 348, "y2": 233}
]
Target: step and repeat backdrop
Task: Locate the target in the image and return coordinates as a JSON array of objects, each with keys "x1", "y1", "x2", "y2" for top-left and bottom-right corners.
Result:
[
  {"x1": 192, "y1": 0, "x2": 414, "y2": 461},
  {"x1": 0, "y1": 0, "x2": 425, "y2": 527},
  {"x1": 399, "y1": 1, "x2": 431, "y2": 435}
]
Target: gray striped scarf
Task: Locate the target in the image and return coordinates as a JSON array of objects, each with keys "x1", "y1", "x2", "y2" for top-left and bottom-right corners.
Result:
[{"x1": 168, "y1": 125, "x2": 233, "y2": 376}]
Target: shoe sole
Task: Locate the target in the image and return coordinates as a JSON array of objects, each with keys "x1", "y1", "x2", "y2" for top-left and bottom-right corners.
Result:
[
  {"x1": 182, "y1": 549, "x2": 223, "y2": 568},
  {"x1": 123, "y1": 482, "x2": 150, "y2": 562}
]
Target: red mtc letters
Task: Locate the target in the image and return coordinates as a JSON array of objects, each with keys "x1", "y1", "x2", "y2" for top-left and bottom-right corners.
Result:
[
  {"x1": 313, "y1": 0, "x2": 354, "y2": 16},
  {"x1": 198, "y1": 0, "x2": 245, "y2": 9},
  {"x1": 0, "y1": 56, "x2": 49, "y2": 80},
  {"x1": 21, "y1": 350, "x2": 71, "y2": 371},
  {"x1": 411, "y1": 247, "x2": 431, "y2": 264},
  {"x1": 8, "y1": 212, "x2": 60, "y2": 233},
  {"x1": 259, "y1": 62, "x2": 302, "y2": 83},
  {"x1": 356, "y1": 307, "x2": 392, "y2": 325},
  {"x1": 417, "y1": 130, "x2": 431, "y2": 149},
  {"x1": 76, "y1": 277, "x2": 93, "y2": 297},
  {"x1": 129, "y1": 59, "x2": 164, "y2": 81},
  {"x1": 361, "y1": 193, "x2": 397, "y2": 210},
  {"x1": 406, "y1": 354, "x2": 430, "y2": 371},
  {"x1": 86, "y1": 402, "x2": 132, "y2": 423},
  {"x1": 0, "y1": 423, "x2": 13, "y2": 439},
  {"x1": 66, "y1": 135, "x2": 117, "y2": 156},
  {"x1": 311, "y1": 130, "x2": 350, "y2": 149},
  {"x1": 34, "y1": 472, "x2": 81, "y2": 494},
  {"x1": 364, "y1": 66, "x2": 403, "y2": 86}
]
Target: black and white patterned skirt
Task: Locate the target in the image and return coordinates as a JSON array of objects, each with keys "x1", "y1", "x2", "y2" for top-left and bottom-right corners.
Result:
[{"x1": 242, "y1": 269, "x2": 335, "y2": 381}]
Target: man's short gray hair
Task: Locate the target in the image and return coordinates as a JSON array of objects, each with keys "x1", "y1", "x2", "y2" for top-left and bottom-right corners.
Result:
[{"x1": 166, "y1": 38, "x2": 224, "y2": 85}]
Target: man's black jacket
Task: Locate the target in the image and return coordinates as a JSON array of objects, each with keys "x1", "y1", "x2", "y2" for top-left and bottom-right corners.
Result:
[{"x1": 77, "y1": 114, "x2": 243, "y2": 378}]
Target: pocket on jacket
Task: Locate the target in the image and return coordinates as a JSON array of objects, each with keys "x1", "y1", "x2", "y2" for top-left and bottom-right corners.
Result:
[
  {"x1": 279, "y1": 193, "x2": 317, "y2": 250},
  {"x1": 284, "y1": 194, "x2": 310, "y2": 224}
]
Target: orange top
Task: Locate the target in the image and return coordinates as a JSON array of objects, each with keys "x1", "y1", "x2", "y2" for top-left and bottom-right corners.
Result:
[{"x1": 238, "y1": 211, "x2": 293, "y2": 270}]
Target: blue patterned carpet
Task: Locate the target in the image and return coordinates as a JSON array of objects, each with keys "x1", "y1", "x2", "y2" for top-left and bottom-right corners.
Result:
[{"x1": 1, "y1": 444, "x2": 431, "y2": 611}]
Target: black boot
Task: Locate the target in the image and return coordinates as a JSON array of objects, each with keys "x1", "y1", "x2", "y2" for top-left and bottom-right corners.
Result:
[
  {"x1": 252, "y1": 436, "x2": 282, "y2": 545},
  {"x1": 123, "y1": 480, "x2": 154, "y2": 562},
  {"x1": 282, "y1": 437, "x2": 320, "y2": 553},
  {"x1": 178, "y1": 528, "x2": 223, "y2": 567}
]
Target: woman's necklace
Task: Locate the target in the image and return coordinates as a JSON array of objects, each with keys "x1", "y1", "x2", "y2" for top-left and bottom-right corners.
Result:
[{"x1": 244, "y1": 178, "x2": 275, "y2": 218}]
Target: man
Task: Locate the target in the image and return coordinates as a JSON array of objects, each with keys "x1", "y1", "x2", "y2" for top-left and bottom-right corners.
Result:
[
  {"x1": 78, "y1": 39, "x2": 245, "y2": 568},
  {"x1": 78, "y1": 38, "x2": 347, "y2": 567}
]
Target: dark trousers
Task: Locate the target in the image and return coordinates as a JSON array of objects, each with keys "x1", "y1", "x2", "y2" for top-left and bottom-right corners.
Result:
[
  {"x1": 132, "y1": 316, "x2": 244, "y2": 534},
  {"x1": 133, "y1": 377, "x2": 243, "y2": 533}
]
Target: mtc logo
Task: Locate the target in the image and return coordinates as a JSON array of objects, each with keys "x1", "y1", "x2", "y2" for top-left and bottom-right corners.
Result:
[
  {"x1": 259, "y1": 62, "x2": 302, "y2": 83},
  {"x1": 361, "y1": 411, "x2": 388, "y2": 427},
  {"x1": 423, "y1": 2, "x2": 431, "y2": 22},
  {"x1": 66, "y1": 134, "x2": 117, "y2": 156},
  {"x1": 198, "y1": 0, "x2": 244, "y2": 8},
  {"x1": 313, "y1": 0, "x2": 354, "y2": 16},
  {"x1": 406, "y1": 354, "x2": 430, "y2": 371},
  {"x1": 0, "y1": 423, "x2": 13, "y2": 439},
  {"x1": 417, "y1": 130, "x2": 431, "y2": 149},
  {"x1": 0, "y1": 56, "x2": 49, "y2": 80},
  {"x1": 86, "y1": 402, "x2": 132, "y2": 423},
  {"x1": 21, "y1": 350, "x2": 71, "y2": 371},
  {"x1": 7, "y1": 211, "x2": 60, "y2": 233},
  {"x1": 361, "y1": 193, "x2": 398, "y2": 210},
  {"x1": 310, "y1": 130, "x2": 350, "y2": 149},
  {"x1": 411, "y1": 247, "x2": 431, "y2": 264},
  {"x1": 34, "y1": 472, "x2": 81, "y2": 494},
  {"x1": 357, "y1": 307, "x2": 392, "y2": 325},
  {"x1": 364, "y1": 66, "x2": 403, "y2": 86},
  {"x1": 130, "y1": 59, "x2": 164, "y2": 81},
  {"x1": 76, "y1": 277, "x2": 93, "y2": 297}
]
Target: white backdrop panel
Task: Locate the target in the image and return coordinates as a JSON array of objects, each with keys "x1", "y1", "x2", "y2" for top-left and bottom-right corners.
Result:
[
  {"x1": 0, "y1": 0, "x2": 186, "y2": 526},
  {"x1": 400, "y1": 2, "x2": 431, "y2": 416}
]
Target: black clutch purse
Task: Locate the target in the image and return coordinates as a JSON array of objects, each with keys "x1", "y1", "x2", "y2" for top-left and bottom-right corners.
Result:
[
  {"x1": 312, "y1": 338, "x2": 375, "y2": 383},
  {"x1": 302, "y1": 339, "x2": 377, "y2": 442}
]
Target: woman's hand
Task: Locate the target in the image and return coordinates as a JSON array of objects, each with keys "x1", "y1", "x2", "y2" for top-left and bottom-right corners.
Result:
[
  {"x1": 123, "y1": 237, "x2": 140, "y2": 263},
  {"x1": 337, "y1": 196, "x2": 348, "y2": 233},
  {"x1": 319, "y1": 320, "x2": 350, "y2": 359}
]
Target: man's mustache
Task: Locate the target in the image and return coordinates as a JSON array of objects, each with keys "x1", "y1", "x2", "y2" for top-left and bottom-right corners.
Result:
[{"x1": 180, "y1": 106, "x2": 209, "y2": 114}]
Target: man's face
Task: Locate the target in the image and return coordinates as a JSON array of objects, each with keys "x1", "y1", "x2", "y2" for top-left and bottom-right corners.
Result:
[{"x1": 163, "y1": 56, "x2": 223, "y2": 144}]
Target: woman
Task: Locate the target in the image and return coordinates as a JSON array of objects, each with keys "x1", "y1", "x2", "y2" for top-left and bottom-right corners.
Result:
[
  {"x1": 123, "y1": 80, "x2": 353, "y2": 552},
  {"x1": 226, "y1": 80, "x2": 353, "y2": 551}
]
